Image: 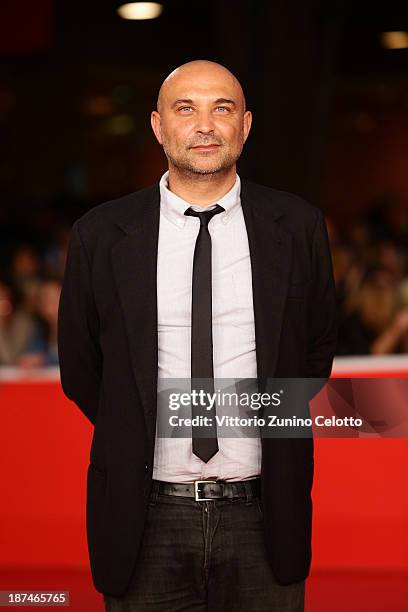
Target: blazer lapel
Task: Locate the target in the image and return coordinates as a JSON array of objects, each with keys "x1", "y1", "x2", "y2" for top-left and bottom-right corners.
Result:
[
  {"x1": 240, "y1": 179, "x2": 292, "y2": 378},
  {"x1": 111, "y1": 185, "x2": 160, "y2": 447}
]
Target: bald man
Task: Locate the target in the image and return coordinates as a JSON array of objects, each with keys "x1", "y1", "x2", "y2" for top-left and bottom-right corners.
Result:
[{"x1": 58, "y1": 60, "x2": 337, "y2": 611}]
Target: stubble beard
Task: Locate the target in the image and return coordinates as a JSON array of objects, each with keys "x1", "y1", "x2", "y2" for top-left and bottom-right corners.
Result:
[{"x1": 162, "y1": 141, "x2": 243, "y2": 178}]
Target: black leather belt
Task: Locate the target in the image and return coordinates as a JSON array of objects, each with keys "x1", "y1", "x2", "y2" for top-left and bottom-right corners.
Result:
[{"x1": 152, "y1": 477, "x2": 261, "y2": 502}]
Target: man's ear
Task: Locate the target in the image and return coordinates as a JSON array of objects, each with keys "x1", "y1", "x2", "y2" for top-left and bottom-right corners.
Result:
[
  {"x1": 243, "y1": 110, "x2": 252, "y2": 144},
  {"x1": 151, "y1": 111, "x2": 163, "y2": 144}
]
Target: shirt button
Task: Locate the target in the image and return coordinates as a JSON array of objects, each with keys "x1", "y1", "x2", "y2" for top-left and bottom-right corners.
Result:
[{"x1": 144, "y1": 463, "x2": 148, "y2": 472}]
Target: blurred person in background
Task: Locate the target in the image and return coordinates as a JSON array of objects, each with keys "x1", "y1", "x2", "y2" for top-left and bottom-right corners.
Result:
[
  {"x1": 10, "y1": 243, "x2": 41, "y2": 287},
  {"x1": 0, "y1": 276, "x2": 36, "y2": 365},
  {"x1": 17, "y1": 275, "x2": 61, "y2": 368},
  {"x1": 370, "y1": 306, "x2": 408, "y2": 354},
  {"x1": 9, "y1": 243, "x2": 42, "y2": 315},
  {"x1": 43, "y1": 225, "x2": 71, "y2": 279},
  {"x1": 347, "y1": 217, "x2": 372, "y2": 259},
  {"x1": 336, "y1": 266, "x2": 407, "y2": 355},
  {"x1": 375, "y1": 239, "x2": 406, "y2": 285},
  {"x1": 331, "y1": 242, "x2": 365, "y2": 317}
]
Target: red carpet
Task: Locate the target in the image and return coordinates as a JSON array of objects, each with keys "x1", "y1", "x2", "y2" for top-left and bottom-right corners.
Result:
[{"x1": 0, "y1": 569, "x2": 407, "y2": 611}]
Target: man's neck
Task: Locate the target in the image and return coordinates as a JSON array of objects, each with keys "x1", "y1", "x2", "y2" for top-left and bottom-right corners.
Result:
[{"x1": 167, "y1": 165, "x2": 237, "y2": 206}]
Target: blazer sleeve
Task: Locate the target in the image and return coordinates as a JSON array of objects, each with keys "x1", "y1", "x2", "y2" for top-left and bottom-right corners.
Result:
[
  {"x1": 306, "y1": 209, "x2": 338, "y2": 379},
  {"x1": 57, "y1": 220, "x2": 103, "y2": 426}
]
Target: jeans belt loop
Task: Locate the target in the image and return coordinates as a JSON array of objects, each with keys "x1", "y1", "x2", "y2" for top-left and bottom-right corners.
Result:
[
  {"x1": 244, "y1": 481, "x2": 253, "y2": 502},
  {"x1": 150, "y1": 479, "x2": 159, "y2": 503}
]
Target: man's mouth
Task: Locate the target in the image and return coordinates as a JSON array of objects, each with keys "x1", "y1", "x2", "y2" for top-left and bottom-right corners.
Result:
[{"x1": 190, "y1": 144, "x2": 221, "y2": 150}]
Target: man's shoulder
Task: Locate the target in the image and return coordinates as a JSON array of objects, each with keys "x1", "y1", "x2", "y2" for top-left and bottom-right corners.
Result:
[{"x1": 73, "y1": 183, "x2": 159, "y2": 237}]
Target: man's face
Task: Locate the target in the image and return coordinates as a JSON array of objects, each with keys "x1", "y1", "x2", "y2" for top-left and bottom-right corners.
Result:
[{"x1": 151, "y1": 64, "x2": 252, "y2": 176}]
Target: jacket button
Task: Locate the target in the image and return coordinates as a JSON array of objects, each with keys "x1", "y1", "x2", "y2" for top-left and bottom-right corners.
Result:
[{"x1": 144, "y1": 463, "x2": 148, "y2": 472}]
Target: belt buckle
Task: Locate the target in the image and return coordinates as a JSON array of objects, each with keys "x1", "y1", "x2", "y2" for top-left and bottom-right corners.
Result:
[{"x1": 194, "y1": 479, "x2": 220, "y2": 501}]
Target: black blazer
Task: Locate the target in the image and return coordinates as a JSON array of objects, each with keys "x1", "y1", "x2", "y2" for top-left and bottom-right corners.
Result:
[{"x1": 57, "y1": 178, "x2": 338, "y2": 596}]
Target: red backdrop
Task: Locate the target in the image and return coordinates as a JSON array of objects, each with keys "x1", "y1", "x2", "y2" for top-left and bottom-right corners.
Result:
[{"x1": 0, "y1": 363, "x2": 407, "y2": 573}]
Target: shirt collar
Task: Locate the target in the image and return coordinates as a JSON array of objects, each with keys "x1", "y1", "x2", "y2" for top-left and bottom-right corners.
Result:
[{"x1": 159, "y1": 170, "x2": 241, "y2": 228}]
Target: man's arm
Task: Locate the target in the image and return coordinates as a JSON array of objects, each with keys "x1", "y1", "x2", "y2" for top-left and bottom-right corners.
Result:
[
  {"x1": 307, "y1": 208, "x2": 338, "y2": 379},
  {"x1": 57, "y1": 220, "x2": 103, "y2": 426}
]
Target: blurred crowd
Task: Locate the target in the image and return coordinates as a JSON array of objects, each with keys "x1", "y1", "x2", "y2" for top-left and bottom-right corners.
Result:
[
  {"x1": 0, "y1": 227, "x2": 69, "y2": 369},
  {"x1": 328, "y1": 194, "x2": 408, "y2": 355},
  {"x1": 0, "y1": 194, "x2": 408, "y2": 368}
]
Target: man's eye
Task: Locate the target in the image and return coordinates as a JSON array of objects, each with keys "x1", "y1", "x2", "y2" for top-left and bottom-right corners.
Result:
[
  {"x1": 215, "y1": 106, "x2": 229, "y2": 112},
  {"x1": 179, "y1": 106, "x2": 193, "y2": 112}
]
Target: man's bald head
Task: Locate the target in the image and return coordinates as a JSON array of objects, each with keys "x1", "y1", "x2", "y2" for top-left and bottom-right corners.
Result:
[
  {"x1": 151, "y1": 59, "x2": 252, "y2": 178},
  {"x1": 157, "y1": 60, "x2": 246, "y2": 115}
]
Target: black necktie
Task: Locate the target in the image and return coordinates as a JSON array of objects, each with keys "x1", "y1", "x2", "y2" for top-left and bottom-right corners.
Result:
[{"x1": 184, "y1": 204, "x2": 225, "y2": 462}]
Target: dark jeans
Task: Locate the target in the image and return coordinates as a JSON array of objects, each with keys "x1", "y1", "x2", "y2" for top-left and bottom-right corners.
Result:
[{"x1": 103, "y1": 484, "x2": 305, "y2": 611}]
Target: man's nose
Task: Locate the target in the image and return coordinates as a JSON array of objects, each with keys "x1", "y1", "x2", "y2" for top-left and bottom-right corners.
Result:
[{"x1": 195, "y1": 111, "x2": 215, "y2": 133}]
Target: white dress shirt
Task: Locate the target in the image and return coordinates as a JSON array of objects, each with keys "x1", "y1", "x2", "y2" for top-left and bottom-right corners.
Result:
[{"x1": 153, "y1": 170, "x2": 261, "y2": 482}]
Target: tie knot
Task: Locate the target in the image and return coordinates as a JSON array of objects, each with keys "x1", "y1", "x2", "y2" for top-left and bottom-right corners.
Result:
[{"x1": 184, "y1": 204, "x2": 225, "y2": 226}]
